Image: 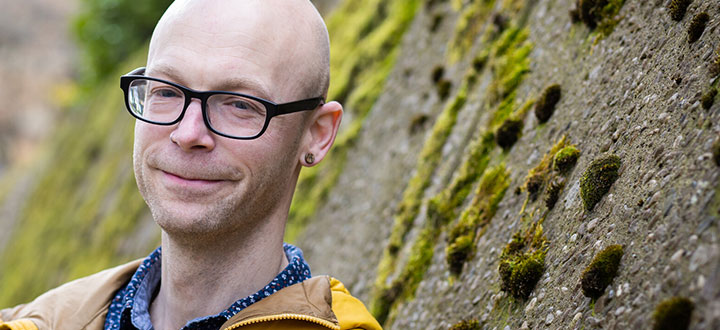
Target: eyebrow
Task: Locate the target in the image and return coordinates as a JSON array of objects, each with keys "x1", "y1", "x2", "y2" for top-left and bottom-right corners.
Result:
[{"x1": 146, "y1": 64, "x2": 274, "y2": 102}]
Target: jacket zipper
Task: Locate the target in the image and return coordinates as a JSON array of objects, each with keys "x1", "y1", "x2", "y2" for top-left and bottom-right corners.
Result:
[{"x1": 222, "y1": 313, "x2": 340, "y2": 330}]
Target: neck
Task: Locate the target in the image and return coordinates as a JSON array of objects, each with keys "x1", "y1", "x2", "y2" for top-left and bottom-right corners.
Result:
[{"x1": 149, "y1": 214, "x2": 289, "y2": 330}]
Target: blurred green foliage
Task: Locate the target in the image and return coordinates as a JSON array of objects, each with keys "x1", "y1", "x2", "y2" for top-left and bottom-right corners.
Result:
[{"x1": 72, "y1": 0, "x2": 173, "y2": 84}]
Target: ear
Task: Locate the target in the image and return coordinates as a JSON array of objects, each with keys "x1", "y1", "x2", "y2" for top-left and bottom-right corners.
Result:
[{"x1": 300, "y1": 101, "x2": 343, "y2": 167}]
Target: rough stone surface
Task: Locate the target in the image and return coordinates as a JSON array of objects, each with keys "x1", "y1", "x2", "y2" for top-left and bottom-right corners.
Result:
[{"x1": 297, "y1": 0, "x2": 720, "y2": 329}]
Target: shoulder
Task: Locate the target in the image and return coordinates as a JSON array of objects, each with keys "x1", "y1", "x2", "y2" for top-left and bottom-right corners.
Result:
[
  {"x1": 327, "y1": 277, "x2": 382, "y2": 330},
  {"x1": 0, "y1": 259, "x2": 141, "y2": 330}
]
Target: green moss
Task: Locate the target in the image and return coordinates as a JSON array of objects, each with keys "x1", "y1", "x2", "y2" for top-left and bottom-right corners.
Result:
[
  {"x1": 0, "y1": 50, "x2": 152, "y2": 307},
  {"x1": 569, "y1": 6, "x2": 581, "y2": 23},
  {"x1": 580, "y1": 244, "x2": 623, "y2": 299},
  {"x1": 409, "y1": 114, "x2": 430, "y2": 135},
  {"x1": 386, "y1": 83, "x2": 467, "y2": 254},
  {"x1": 287, "y1": 0, "x2": 421, "y2": 242},
  {"x1": 652, "y1": 297, "x2": 694, "y2": 330},
  {"x1": 574, "y1": 0, "x2": 626, "y2": 38},
  {"x1": 498, "y1": 223, "x2": 548, "y2": 300},
  {"x1": 437, "y1": 79, "x2": 453, "y2": 100},
  {"x1": 525, "y1": 172, "x2": 545, "y2": 200},
  {"x1": 710, "y1": 47, "x2": 720, "y2": 77},
  {"x1": 449, "y1": 319, "x2": 481, "y2": 330},
  {"x1": 687, "y1": 12, "x2": 709, "y2": 43},
  {"x1": 447, "y1": 0, "x2": 496, "y2": 63},
  {"x1": 427, "y1": 132, "x2": 495, "y2": 226},
  {"x1": 522, "y1": 135, "x2": 569, "y2": 197},
  {"x1": 668, "y1": 0, "x2": 692, "y2": 22},
  {"x1": 544, "y1": 177, "x2": 565, "y2": 210},
  {"x1": 578, "y1": 0, "x2": 607, "y2": 28},
  {"x1": 712, "y1": 140, "x2": 720, "y2": 167},
  {"x1": 580, "y1": 154, "x2": 621, "y2": 211},
  {"x1": 446, "y1": 164, "x2": 510, "y2": 274},
  {"x1": 701, "y1": 88, "x2": 717, "y2": 110},
  {"x1": 446, "y1": 233, "x2": 475, "y2": 274},
  {"x1": 495, "y1": 118, "x2": 523, "y2": 150},
  {"x1": 372, "y1": 225, "x2": 440, "y2": 324},
  {"x1": 534, "y1": 84, "x2": 561, "y2": 123},
  {"x1": 432, "y1": 65, "x2": 445, "y2": 83},
  {"x1": 472, "y1": 51, "x2": 489, "y2": 71},
  {"x1": 485, "y1": 27, "x2": 531, "y2": 111},
  {"x1": 552, "y1": 145, "x2": 580, "y2": 173},
  {"x1": 371, "y1": 78, "x2": 471, "y2": 321}
]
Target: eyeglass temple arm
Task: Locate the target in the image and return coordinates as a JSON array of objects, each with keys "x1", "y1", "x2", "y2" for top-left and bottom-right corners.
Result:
[
  {"x1": 276, "y1": 97, "x2": 325, "y2": 115},
  {"x1": 124, "y1": 67, "x2": 146, "y2": 76}
]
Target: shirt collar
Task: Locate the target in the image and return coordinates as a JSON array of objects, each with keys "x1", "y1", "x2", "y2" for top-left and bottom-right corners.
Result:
[{"x1": 106, "y1": 243, "x2": 311, "y2": 330}]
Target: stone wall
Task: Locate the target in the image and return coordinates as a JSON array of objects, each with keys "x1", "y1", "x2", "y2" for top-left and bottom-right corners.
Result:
[{"x1": 297, "y1": 0, "x2": 720, "y2": 329}]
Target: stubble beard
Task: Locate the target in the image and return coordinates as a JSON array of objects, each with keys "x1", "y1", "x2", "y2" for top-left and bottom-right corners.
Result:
[{"x1": 135, "y1": 160, "x2": 287, "y2": 246}]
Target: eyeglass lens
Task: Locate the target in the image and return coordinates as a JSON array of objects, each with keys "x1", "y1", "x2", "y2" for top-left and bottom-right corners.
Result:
[{"x1": 127, "y1": 78, "x2": 268, "y2": 138}]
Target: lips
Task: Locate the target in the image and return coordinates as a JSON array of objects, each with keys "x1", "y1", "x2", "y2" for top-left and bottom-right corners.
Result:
[{"x1": 162, "y1": 170, "x2": 224, "y2": 183}]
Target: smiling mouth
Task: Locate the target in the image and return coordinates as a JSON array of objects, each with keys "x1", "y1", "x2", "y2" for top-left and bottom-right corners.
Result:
[{"x1": 161, "y1": 170, "x2": 226, "y2": 184}]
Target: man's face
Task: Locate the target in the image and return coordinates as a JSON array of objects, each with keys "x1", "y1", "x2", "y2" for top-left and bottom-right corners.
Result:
[{"x1": 133, "y1": 1, "x2": 314, "y2": 238}]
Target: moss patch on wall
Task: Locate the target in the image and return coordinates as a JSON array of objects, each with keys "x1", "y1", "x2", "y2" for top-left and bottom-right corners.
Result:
[
  {"x1": 446, "y1": 164, "x2": 510, "y2": 274},
  {"x1": 447, "y1": 0, "x2": 497, "y2": 63},
  {"x1": 287, "y1": 0, "x2": 422, "y2": 242},
  {"x1": 498, "y1": 221, "x2": 548, "y2": 300},
  {"x1": 652, "y1": 297, "x2": 694, "y2": 330},
  {"x1": 579, "y1": 154, "x2": 621, "y2": 211},
  {"x1": 573, "y1": 0, "x2": 627, "y2": 39},
  {"x1": 668, "y1": 0, "x2": 692, "y2": 22},
  {"x1": 580, "y1": 244, "x2": 623, "y2": 299},
  {"x1": 369, "y1": 16, "x2": 534, "y2": 327},
  {"x1": 370, "y1": 76, "x2": 471, "y2": 325},
  {"x1": 427, "y1": 132, "x2": 495, "y2": 227},
  {"x1": 450, "y1": 319, "x2": 482, "y2": 330}
]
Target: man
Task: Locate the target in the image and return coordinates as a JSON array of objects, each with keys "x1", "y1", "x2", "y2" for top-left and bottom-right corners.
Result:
[{"x1": 0, "y1": 0, "x2": 381, "y2": 329}]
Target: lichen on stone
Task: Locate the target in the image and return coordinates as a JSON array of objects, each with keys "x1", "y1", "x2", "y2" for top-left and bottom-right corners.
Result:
[
  {"x1": 580, "y1": 244, "x2": 623, "y2": 299},
  {"x1": 652, "y1": 297, "x2": 694, "y2": 330},
  {"x1": 553, "y1": 145, "x2": 580, "y2": 173},
  {"x1": 498, "y1": 222, "x2": 548, "y2": 300},
  {"x1": 534, "y1": 84, "x2": 562, "y2": 123},
  {"x1": 579, "y1": 154, "x2": 621, "y2": 211},
  {"x1": 687, "y1": 12, "x2": 709, "y2": 43},
  {"x1": 668, "y1": 0, "x2": 692, "y2": 22},
  {"x1": 449, "y1": 319, "x2": 481, "y2": 330}
]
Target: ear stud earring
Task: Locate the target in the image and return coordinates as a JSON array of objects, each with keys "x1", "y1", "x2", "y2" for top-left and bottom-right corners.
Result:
[{"x1": 305, "y1": 153, "x2": 315, "y2": 165}]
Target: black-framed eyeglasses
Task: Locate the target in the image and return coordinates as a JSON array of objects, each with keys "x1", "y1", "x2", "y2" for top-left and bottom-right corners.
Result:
[{"x1": 120, "y1": 67, "x2": 324, "y2": 140}]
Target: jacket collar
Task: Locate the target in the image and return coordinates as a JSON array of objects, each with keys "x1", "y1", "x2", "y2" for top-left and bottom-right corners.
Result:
[{"x1": 219, "y1": 276, "x2": 340, "y2": 330}]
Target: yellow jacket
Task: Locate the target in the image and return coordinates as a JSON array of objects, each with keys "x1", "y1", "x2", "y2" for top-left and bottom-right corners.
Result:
[{"x1": 0, "y1": 260, "x2": 381, "y2": 330}]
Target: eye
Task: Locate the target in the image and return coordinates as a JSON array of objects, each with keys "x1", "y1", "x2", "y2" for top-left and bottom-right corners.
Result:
[
  {"x1": 154, "y1": 88, "x2": 181, "y2": 98},
  {"x1": 231, "y1": 100, "x2": 252, "y2": 110}
]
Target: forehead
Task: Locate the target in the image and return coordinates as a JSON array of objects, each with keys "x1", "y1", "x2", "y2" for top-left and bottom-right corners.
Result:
[{"x1": 147, "y1": 0, "x2": 315, "y2": 101}]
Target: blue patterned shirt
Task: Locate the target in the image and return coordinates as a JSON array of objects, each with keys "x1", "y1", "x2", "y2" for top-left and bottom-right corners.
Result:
[{"x1": 104, "y1": 244, "x2": 312, "y2": 330}]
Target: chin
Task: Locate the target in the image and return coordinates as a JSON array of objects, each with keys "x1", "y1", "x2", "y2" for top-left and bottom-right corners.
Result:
[{"x1": 148, "y1": 197, "x2": 238, "y2": 239}]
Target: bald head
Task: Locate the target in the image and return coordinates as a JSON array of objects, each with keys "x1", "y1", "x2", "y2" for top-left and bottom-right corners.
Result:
[{"x1": 148, "y1": 0, "x2": 330, "y2": 101}]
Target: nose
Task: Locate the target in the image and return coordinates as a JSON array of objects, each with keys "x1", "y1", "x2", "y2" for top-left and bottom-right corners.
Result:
[{"x1": 170, "y1": 99, "x2": 216, "y2": 151}]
